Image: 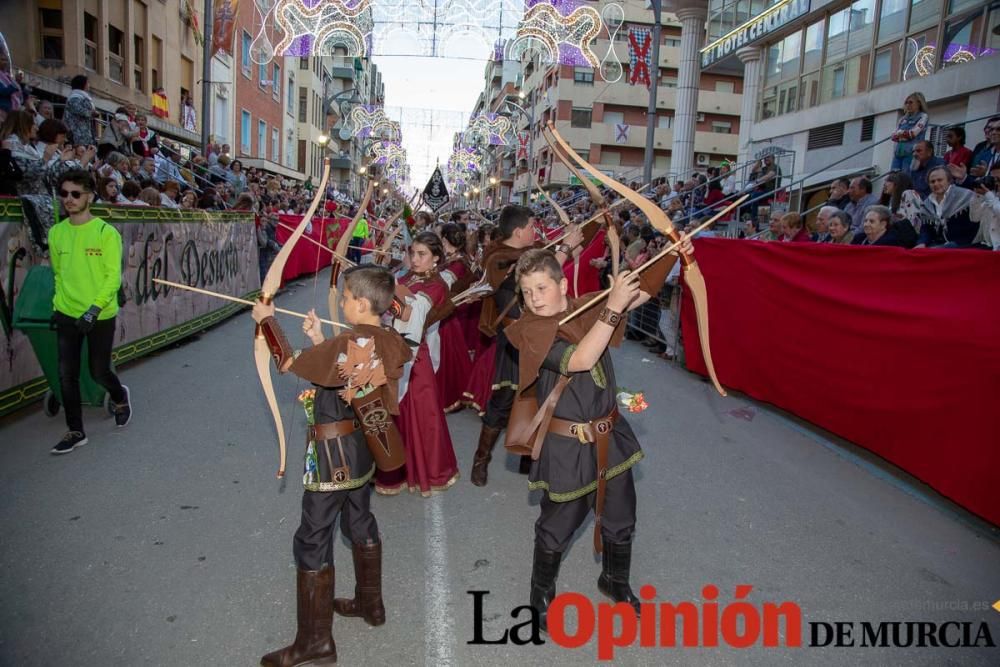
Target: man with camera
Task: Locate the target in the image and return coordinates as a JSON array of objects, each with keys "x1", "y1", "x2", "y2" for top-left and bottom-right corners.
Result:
[{"x1": 48, "y1": 169, "x2": 132, "y2": 455}]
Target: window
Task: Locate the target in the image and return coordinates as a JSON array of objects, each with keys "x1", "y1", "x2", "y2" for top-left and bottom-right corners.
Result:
[
  {"x1": 272, "y1": 64, "x2": 281, "y2": 100},
  {"x1": 802, "y1": 20, "x2": 824, "y2": 73},
  {"x1": 872, "y1": 47, "x2": 896, "y2": 86},
  {"x1": 241, "y1": 110, "x2": 252, "y2": 153},
  {"x1": 258, "y1": 121, "x2": 267, "y2": 159},
  {"x1": 573, "y1": 67, "x2": 594, "y2": 84},
  {"x1": 571, "y1": 107, "x2": 592, "y2": 128},
  {"x1": 84, "y1": 13, "x2": 98, "y2": 72},
  {"x1": 711, "y1": 121, "x2": 733, "y2": 134},
  {"x1": 287, "y1": 75, "x2": 295, "y2": 111},
  {"x1": 272, "y1": 128, "x2": 279, "y2": 162},
  {"x1": 152, "y1": 36, "x2": 163, "y2": 90},
  {"x1": 38, "y1": 7, "x2": 64, "y2": 62},
  {"x1": 661, "y1": 75, "x2": 678, "y2": 87},
  {"x1": 299, "y1": 57, "x2": 309, "y2": 70},
  {"x1": 877, "y1": 0, "x2": 908, "y2": 43},
  {"x1": 259, "y1": 59, "x2": 267, "y2": 87},
  {"x1": 298, "y1": 87, "x2": 307, "y2": 122},
  {"x1": 241, "y1": 31, "x2": 252, "y2": 76},
  {"x1": 602, "y1": 150, "x2": 621, "y2": 166},
  {"x1": 714, "y1": 80, "x2": 735, "y2": 93},
  {"x1": 908, "y1": 0, "x2": 942, "y2": 32},
  {"x1": 604, "y1": 111, "x2": 624, "y2": 125},
  {"x1": 657, "y1": 114, "x2": 672, "y2": 129},
  {"x1": 108, "y1": 26, "x2": 125, "y2": 83},
  {"x1": 664, "y1": 38, "x2": 681, "y2": 47},
  {"x1": 766, "y1": 32, "x2": 801, "y2": 84},
  {"x1": 133, "y1": 35, "x2": 145, "y2": 92}
]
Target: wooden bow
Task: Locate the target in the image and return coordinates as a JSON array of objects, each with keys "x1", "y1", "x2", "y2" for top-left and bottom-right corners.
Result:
[
  {"x1": 257, "y1": 158, "x2": 331, "y2": 478},
  {"x1": 328, "y1": 181, "x2": 374, "y2": 323},
  {"x1": 546, "y1": 121, "x2": 726, "y2": 397}
]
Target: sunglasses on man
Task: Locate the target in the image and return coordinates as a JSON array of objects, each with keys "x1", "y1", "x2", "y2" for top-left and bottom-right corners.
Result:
[{"x1": 59, "y1": 189, "x2": 88, "y2": 199}]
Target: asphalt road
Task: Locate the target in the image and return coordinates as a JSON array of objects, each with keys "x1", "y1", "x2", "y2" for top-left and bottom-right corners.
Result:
[{"x1": 1, "y1": 274, "x2": 998, "y2": 666}]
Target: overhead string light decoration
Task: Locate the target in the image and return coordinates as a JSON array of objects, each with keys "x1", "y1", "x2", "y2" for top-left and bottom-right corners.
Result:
[
  {"x1": 506, "y1": 0, "x2": 602, "y2": 69},
  {"x1": 464, "y1": 113, "x2": 516, "y2": 146}
]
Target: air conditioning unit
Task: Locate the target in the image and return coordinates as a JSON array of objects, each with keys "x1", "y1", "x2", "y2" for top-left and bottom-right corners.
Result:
[{"x1": 696, "y1": 154, "x2": 710, "y2": 166}]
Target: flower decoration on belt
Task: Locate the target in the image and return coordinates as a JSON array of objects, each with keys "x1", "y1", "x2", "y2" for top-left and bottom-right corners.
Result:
[
  {"x1": 298, "y1": 388, "x2": 316, "y2": 425},
  {"x1": 616, "y1": 388, "x2": 648, "y2": 414}
]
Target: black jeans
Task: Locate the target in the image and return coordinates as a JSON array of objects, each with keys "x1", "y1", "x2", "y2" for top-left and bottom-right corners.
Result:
[
  {"x1": 293, "y1": 487, "x2": 379, "y2": 570},
  {"x1": 54, "y1": 312, "x2": 126, "y2": 432}
]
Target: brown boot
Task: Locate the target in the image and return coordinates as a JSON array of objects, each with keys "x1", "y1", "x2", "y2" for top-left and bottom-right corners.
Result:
[
  {"x1": 470, "y1": 424, "x2": 503, "y2": 486},
  {"x1": 333, "y1": 540, "x2": 385, "y2": 626},
  {"x1": 260, "y1": 567, "x2": 337, "y2": 667}
]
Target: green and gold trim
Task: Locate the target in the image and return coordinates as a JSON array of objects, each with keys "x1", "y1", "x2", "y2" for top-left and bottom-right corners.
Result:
[
  {"x1": 305, "y1": 463, "x2": 376, "y2": 493},
  {"x1": 527, "y1": 450, "x2": 644, "y2": 502},
  {"x1": 557, "y1": 344, "x2": 606, "y2": 388}
]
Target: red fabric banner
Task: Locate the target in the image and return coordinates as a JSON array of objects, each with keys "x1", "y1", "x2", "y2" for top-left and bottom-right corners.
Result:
[
  {"x1": 274, "y1": 215, "x2": 348, "y2": 284},
  {"x1": 680, "y1": 238, "x2": 1000, "y2": 526}
]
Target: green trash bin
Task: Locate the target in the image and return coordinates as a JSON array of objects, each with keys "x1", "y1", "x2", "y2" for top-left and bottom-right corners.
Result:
[{"x1": 12, "y1": 265, "x2": 111, "y2": 416}]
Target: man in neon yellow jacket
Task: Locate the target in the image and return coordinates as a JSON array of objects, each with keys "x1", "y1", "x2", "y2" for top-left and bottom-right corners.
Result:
[
  {"x1": 347, "y1": 208, "x2": 368, "y2": 263},
  {"x1": 48, "y1": 169, "x2": 132, "y2": 455}
]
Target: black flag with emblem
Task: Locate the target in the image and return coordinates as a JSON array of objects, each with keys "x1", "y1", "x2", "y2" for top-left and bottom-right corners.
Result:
[{"x1": 422, "y1": 166, "x2": 450, "y2": 212}]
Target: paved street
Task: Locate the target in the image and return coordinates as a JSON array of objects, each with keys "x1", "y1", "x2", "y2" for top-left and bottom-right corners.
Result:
[{"x1": 1, "y1": 273, "x2": 998, "y2": 666}]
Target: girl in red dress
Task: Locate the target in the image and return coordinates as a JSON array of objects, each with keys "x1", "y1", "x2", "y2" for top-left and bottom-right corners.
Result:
[
  {"x1": 437, "y1": 223, "x2": 475, "y2": 411},
  {"x1": 375, "y1": 232, "x2": 460, "y2": 496}
]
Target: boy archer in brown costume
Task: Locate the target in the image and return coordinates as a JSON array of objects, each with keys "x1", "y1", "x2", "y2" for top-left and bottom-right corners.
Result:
[
  {"x1": 470, "y1": 205, "x2": 582, "y2": 486},
  {"x1": 504, "y1": 244, "x2": 691, "y2": 631},
  {"x1": 252, "y1": 265, "x2": 411, "y2": 667}
]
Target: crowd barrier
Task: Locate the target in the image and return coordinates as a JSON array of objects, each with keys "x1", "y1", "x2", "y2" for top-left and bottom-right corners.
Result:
[
  {"x1": 680, "y1": 238, "x2": 1000, "y2": 526},
  {"x1": 0, "y1": 199, "x2": 260, "y2": 416}
]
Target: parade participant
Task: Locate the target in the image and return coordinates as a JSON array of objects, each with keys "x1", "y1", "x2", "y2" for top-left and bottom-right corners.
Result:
[
  {"x1": 504, "y1": 244, "x2": 690, "y2": 631},
  {"x1": 252, "y1": 265, "x2": 411, "y2": 667},
  {"x1": 48, "y1": 169, "x2": 132, "y2": 454},
  {"x1": 469, "y1": 205, "x2": 580, "y2": 486},
  {"x1": 436, "y1": 223, "x2": 474, "y2": 410},
  {"x1": 456, "y1": 222, "x2": 500, "y2": 415},
  {"x1": 375, "y1": 231, "x2": 460, "y2": 496}
]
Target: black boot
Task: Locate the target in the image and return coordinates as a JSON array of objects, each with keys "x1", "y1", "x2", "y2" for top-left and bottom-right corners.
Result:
[
  {"x1": 596, "y1": 538, "x2": 640, "y2": 613},
  {"x1": 260, "y1": 567, "x2": 337, "y2": 666},
  {"x1": 529, "y1": 544, "x2": 562, "y2": 633},
  {"x1": 470, "y1": 424, "x2": 502, "y2": 486},
  {"x1": 517, "y1": 455, "x2": 532, "y2": 475},
  {"x1": 333, "y1": 540, "x2": 385, "y2": 626}
]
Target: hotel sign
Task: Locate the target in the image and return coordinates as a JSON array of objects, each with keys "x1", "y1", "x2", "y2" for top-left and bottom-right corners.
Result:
[{"x1": 701, "y1": 0, "x2": 811, "y2": 68}]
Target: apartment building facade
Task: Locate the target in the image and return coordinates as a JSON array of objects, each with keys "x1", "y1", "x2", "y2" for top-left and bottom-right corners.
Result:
[
  {"x1": 5, "y1": 0, "x2": 204, "y2": 146},
  {"x1": 701, "y1": 0, "x2": 1000, "y2": 206}
]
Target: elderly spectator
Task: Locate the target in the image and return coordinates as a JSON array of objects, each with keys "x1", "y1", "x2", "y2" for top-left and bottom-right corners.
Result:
[
  {"x1": 780, "y1": 212, "x2": 810, "y2": 243},
  {"x1": 842, "y1": 176, "x2": 881, "y2": 232},
  {"x1": 1, "y1": 110, "x2": 84, "y2": 197},
  {"x1": 890, "y1": 92, "x2": 929, "y2": 174},
  {"x1": 815, "y1": 206, "x2": 838, "y2": 242},
  {"x1": 825, "y1": 177, "x2": 851, "y2": 210},
  {"x1": 97, "y1": 151, "x2": 131, "y2": 187},
  {"x1": 64, "y1": 75, "x2": 97, "y2": 146},
  {"x1": 137, "y1": 156, "x2": 156, "y2": 183},
  {"x1": 97, "y1": 111, "x2": 134, "y2": 160},
  {"x1": 916, "y1": 166, "x2": 985, "y2": 248},
  {"x1": 909, "y1": 141, "x2": 945, "y2": 198},
  {"x1": 852, "y1": 205, "x2": 905, "y2": 246},
  {"x1": 34, "y1": 99, "x2": 54, "y2": 128},
  {"x1": 943, "y1": 126, "x2": 972, "y2": 169},
  {"x1": 159, "y1": 180, "x2": 181, "y2": 208},
  {"x1": 827, "y1": 210, "x2": 854, "y2": 244}
]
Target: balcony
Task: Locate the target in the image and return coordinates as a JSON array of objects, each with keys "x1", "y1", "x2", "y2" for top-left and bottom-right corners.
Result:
[{"x1": 332, "y1": 66, "x2": 354, "y2": 80}]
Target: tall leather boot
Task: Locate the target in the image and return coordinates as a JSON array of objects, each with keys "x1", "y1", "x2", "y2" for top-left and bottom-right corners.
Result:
[
  {"x1": 333, "y1": 540, "x2": 385, "y2": 626},
  {"x1": 470, "y1": 424, "x2": 502, "y2": 486},
  {"x1": 260, "y1": 567, "x2": 337, "y2": 667},
  {"x1": 529, "y1": 544, "x2": 563, "y2": 633},
  {"x1": 596, "y1": 538, "x2": 641, "y2": 613}
]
